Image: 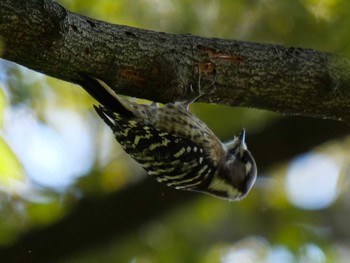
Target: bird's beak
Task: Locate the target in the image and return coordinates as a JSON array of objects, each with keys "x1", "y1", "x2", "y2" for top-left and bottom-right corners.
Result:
[{"x1": 239, "y1": 128, "x2": 245, "y2": 144}]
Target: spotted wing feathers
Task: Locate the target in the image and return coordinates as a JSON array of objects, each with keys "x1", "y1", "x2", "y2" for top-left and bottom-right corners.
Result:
[{"x1": 95, "y1": 106, "x2": 216, "y2": 191}]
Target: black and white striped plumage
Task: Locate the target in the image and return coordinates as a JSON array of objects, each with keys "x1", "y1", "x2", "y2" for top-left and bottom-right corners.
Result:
[{"x1": 78, "y1": 75, "x2": 257, "y2": 201}]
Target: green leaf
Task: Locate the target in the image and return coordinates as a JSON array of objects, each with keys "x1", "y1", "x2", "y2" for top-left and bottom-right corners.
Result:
[{"x1": 0, "y1": 137, "x2": 25, "y2": 193}]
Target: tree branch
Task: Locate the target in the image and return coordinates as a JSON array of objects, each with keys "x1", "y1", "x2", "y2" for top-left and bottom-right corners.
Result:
[{"x1": 1, "y1": 0, "x2": 350, "y2": 121}]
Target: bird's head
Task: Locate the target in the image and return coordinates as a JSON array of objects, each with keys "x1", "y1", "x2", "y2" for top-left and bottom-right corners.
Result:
[{"x1": 206, "y1": 129, "x2": 257, "y2": 201}]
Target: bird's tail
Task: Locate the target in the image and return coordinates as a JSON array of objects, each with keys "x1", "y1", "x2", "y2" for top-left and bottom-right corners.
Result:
[
  {"x1": 93, "y1": 104, "x2": 116, "y2": 129},
  {"x1": 77, "y1": 73, "x2": 134, "y2": 118}
]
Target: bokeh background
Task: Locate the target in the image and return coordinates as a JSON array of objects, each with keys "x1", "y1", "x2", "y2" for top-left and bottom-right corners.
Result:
[{"x1": 1, "y1": 0, "x2": 350, "y2": 262}]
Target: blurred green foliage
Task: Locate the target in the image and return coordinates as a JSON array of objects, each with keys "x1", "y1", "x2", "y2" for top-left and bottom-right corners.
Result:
[
  {"x1": 0, "y1": 0, "x2": 350, "y2": 262},
  {"x1": 0, "y1": 137, "x2": 24, "y2": 193}
]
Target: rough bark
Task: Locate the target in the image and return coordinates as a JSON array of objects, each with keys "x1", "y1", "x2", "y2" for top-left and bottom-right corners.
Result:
[{"x1": 1, "y1": 0, "x2": 350, "y2": 122}]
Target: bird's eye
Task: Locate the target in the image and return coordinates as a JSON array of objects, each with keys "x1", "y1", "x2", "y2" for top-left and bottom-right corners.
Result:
[{"x1": 241, "y1": 152, "x2": 249, "y2": 164}]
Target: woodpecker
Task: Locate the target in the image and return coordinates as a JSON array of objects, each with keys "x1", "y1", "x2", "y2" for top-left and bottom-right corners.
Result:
[{"x1": 78, "y1": 74, "x2": 257, "y2": 201}]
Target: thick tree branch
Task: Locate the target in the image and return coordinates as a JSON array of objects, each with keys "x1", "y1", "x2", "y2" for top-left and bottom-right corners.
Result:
[{"x1": 1, "y1": 0, "x2": 350, "y2": 121}]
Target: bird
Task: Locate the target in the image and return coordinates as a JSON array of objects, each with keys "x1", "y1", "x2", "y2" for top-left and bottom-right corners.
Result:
[{"x1": 77, "y1": 74, "x2": 257, "y2": 201}]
